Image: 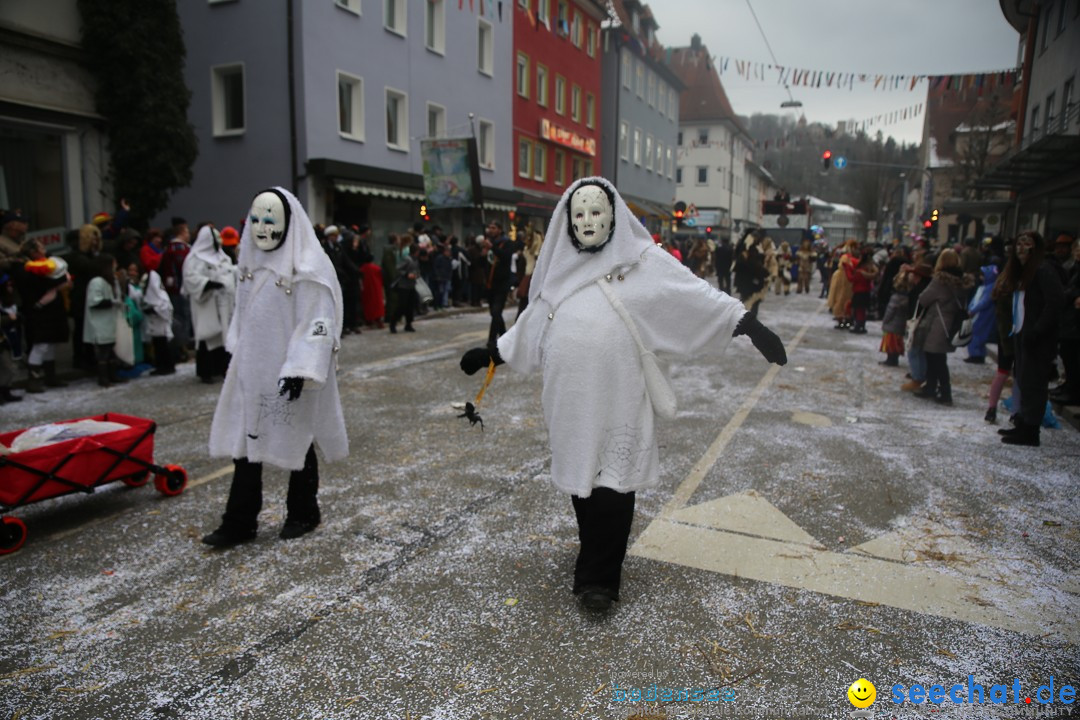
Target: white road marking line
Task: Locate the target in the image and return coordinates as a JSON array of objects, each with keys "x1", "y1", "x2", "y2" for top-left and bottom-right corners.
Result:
[
  {"x1": 660, "y1": 308, "x2": 818, "y2": 518},
  {"x1": 186, "y1": 464, "x2": 233, "y2": 489}
]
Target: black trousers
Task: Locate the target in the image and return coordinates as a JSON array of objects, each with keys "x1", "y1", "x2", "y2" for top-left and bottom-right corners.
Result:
[
  {"x1": 152, "y1": 336, "x2": 175, "y2": 373},
  {"x1": 717, "y1": 270, "x2": 731, "y2": 294},
  {"x1": 342, "y1": 278, "x2": 359, "y2": 330},
  {"x1": 1058, "y1": 337, "x2": 1080, "y2": 398},
  {"x1": 571, "y1": 487, "x2": 636, "y2": 599},
  {"x1": 221, "y1": 445, "x2": 319, "y2": 532},
  {"x1": 390, "y1": 286, "x2": 415, "y2": 328},
  {"x1": 196, "y1": 343, "x2": 229, "y2": 380},
  {"x1": 924, "y1": 351, "x2": 952, "y2": 400},
  {"x1": 1016, "y1": 335, "x2": 1055, "y2": 427},
  {"x1": 488, "y1": 287, "x2": 509, "y2": 347}
]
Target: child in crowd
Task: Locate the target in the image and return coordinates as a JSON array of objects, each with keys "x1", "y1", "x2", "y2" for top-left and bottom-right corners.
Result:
[
  {"x1": 141, "y1": 269, "x2": 176, "y2": 376},
  {"x1": 845, "y1": 247, "x2": 877, "y2": 334},
  {"x1": 83, "y1": 254, "x2": 123, "y2": 387},
  {"x1": 879, "y1": 271, "x2": 909, "y2": 366}
]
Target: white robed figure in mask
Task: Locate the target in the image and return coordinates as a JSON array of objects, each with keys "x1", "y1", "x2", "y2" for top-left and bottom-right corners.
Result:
[
  {"x1": 182, "y1": 225, "x2": 238, "y2": 383},
  {"x1": 460, "y1": 177, "x2": 787, "y2": 611},
  {"x1": 202, "y1": 187, "x2": 348, "y2": 546}
]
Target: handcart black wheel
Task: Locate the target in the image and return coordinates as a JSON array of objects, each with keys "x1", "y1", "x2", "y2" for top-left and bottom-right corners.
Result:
[
  {"x1": 122, "y1": 471, "x2": 151, "y2": 488},
  {"x1": 0, "y1": 516, "x2": 28, "y2": 555},
  {"x1": 154, "y1": 465, "x2": 188, "y2": 497}
]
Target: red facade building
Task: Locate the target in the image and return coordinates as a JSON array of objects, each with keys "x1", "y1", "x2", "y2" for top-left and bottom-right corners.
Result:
[{"x1": 513, "y1": 0, "x2": 607, "y2": 217}]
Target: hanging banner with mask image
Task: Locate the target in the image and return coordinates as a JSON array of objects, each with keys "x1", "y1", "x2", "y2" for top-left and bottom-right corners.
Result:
[{"x1": 420, "y1": 137, "x2": 484, "y2": 209}]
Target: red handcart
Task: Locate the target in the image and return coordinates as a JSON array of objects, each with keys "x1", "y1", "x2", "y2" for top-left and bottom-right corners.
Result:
[{"x1": 0, "y1": 413, "x2": 188, "y2": 554}]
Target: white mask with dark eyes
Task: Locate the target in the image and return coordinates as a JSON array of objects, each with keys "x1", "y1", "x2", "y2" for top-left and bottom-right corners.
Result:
[
  {"x1": 569, "y1": 185, "x2": 614, "y2": 250},
  {"x1": 248, "y1": 191, "x2": 288, "y2": 252}
]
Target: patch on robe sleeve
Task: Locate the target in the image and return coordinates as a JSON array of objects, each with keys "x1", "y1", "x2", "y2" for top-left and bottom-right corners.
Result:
[{"x1": 308, "y1": 317, "x2": 333, "y2": 342}]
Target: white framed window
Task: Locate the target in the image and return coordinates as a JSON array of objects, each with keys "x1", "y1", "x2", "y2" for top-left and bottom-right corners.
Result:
[
  {"x1": 533, "y1": 143, "x2": 546, "y2": 181},
  {"x1": 478, "y1": 118, "x2": 494, "y2": 170},
  {"x1": 676, "y1": 166, "x2": 683, "y2": 185},
  {"x1": 554, "y1": 150, "x2": 565, "y2": 186},
  {"x1": 1031, "y1": 104, "x2": 1041, "y2": 140},
  {"x1": 571, "y1": 12, "x2": 582, "y2": 47},
  {"x1": 655, "y1": 140, "x2": 663, "y2": 172},
  {"x1": 384, "y1": 0, "x2": 406, "y2": 36},
  {"x1": 696, "y1": 166, "x2": 707, "y2": 184},
  {"x1": 516, "y1": 53, "x2": 530, "y2": 98},
  {"x1": 385, "y1": 87, "x2": 408, "y2": 151},
  {"x1": 425, "y1": 0, "x2": 445, "y2": 53},
  {"x1": 586, "y1": 22, "x2": 595, "y2": 57},
  {"x1": 478, "y1": 19, "x2": 493, "y2": 76},
  {"x1": 619, "y1": 121, "x2": 629, "y2": 160},
  {"x1": 537, "y1": 0, "x2": 549, "y2": 25},
  {"x1": 335, "y1": 0, "x2": 361, "y2": 15},
  {"x1": 1046, "y1": 92, "x2": 1056, "y2": 131},
  {"x1": 557, "y1": 0, "x2": 569, "y2": 35},
  {"x1": 677, "y1": 131, "x2": 683, "y2": 146},
  {"x1": 536, "y1": 64, "x2": 549, "y2": 107},
  {"x1": 337, "y1": 71, "x2": 364, "y2": 141},
  {"x1": 211, "y1": 63, "x2": 245, "y2": 137},
  {"x1": 426, "y1": 102, "x2": 446, "y2": 138},
  {"x1": 647, "y1": 71, "x2": 656, "y2": 107},
  {"x1": 645, "y1": 134, "x2": 653, "y2": 171},
  {"x1": 1062, "y1": 77, "x2": 1074, "y2": 133},
  {"x1": 666, "y1": 147, "x2": 673, "y2": 178},
  {"x1": 669, "y1": 89, "x2": 678, "y2": 119},
  {"x1": 658, "y1": 85, "x2": 666, "y2": 116},
  {"x1": 697, "y1": 128, "x2": 708, "y2": 145},
  {"x1": 571, "y1": 85, "x2": 581, "y2": 122},
  {"x1": 633, "y1": 127, "x2": 642, "y2": 166},
  {"x1": 585, "y1": 93, "x2": 595, "y2": 128},
  {"x1": 518, "y1": 137, "x2": 532, "y2": 178},
  {"x1": 622, "y1": 53, "x2": 631, "y2": 89},
  {"x1": 555, "y1": 75, "x2": 566, "y2": 115},
  {"x1": 635, "y1": 60, "x2": 644, "y2": 98}
]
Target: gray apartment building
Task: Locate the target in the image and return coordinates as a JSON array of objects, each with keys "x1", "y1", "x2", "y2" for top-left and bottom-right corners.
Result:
[
  {"x1": 599, "y1": 0, "x2": 681, "y2": 234},
  {"x1": 163, "y1": 0, "x2": 518, "y2": 238}
]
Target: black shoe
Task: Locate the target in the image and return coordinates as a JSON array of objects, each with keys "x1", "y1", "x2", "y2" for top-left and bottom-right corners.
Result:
[
  {"x1": 984, "y1": 407, "x2": 997, "y2": 424},
  {"x1": 935, "y1": 396, "x2": 953, "y2": 406},
  {"x1": 150, "y1": 368, "x2": 176, "y2": 376},
  {"x1": 579, "y1": 589, "x2": 614, "y2": 612},
  {"x1": 913, "y1": 388, "x2": 937, "y2": 400},
  {"x1": 1001, "y1": 424, "x2": 1040, "y2": 446},
  {"x1": 0, "y1": 389, "x2": 21, "y2": 403},
  {"x1": 279, "y1": 517, "x2": 320, "y2": 540},
  {"x1": 404, "y1": 325, "x2": 416, "y2": 332},
  {"x1": 879, "y1": 359, "x2": 899, "y2": 366},
  {"x1": 201, "y1": 526, "x2": 257, "y2": 547},
  {"x1": 963, "y1": 356, "x2": 986, "y2": 364},
  {"x1": 389, "y1": 325, "x2": 397, "y2": 334},
  {"x1": 998, "y1": 425, "x2": 1020, "y2": 436}
]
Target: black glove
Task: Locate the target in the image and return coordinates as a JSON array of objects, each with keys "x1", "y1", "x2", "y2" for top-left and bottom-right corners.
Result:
[
  {"x1": 278, "y1": 377, "x2": 304, "y2": 401},
  {"x1": 733, "y1": 314, "x2": 787, "y2": 366},
  {"x1": 460, "y1": 345, "x2": 504, "y2": 375},
  {"x1": 143, "y1": 306, "x2": 156, "y2": 316},
  {"x1": 204, "y1": 280, "x2": 225, "y2": 292},
  {"x1": 92, "y1": 298, "x2": 113, "y2": 309}
]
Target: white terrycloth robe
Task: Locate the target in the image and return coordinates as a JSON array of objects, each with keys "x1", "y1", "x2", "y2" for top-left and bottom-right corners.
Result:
[
  {"x1": 182, "y1": 227, "x2": 238, "y2": 350},
  {"x1": 497, "y1": 177, "x2": 747, "y2": 498},
  {"x1": 209, "y1": 188, "x2": 348, "y2": 470},
  {"x1": 141, "y1": 270, "x2": 174, "y2": 339}
]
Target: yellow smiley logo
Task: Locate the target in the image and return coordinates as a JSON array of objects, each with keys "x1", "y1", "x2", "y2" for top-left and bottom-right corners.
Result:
[{"x1": 847, "y1": 678, "x2": 876, "y2": 708}]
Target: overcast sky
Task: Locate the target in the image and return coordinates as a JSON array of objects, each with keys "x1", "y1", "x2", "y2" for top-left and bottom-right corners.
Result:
[{"x1": 654, "y1": 0, "x2": 1021, "y2": 145}]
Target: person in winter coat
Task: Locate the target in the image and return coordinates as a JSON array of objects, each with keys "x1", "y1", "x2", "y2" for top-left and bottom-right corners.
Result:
[
  {"x1": 844, "y1": 247, "x2": 877, "y2": 334},
  {"x1": 733, "y1": 232, "x2": 769, "y2": 319},
  {"x1": 774, "y1": 241, "x2": 793, "y2": 295},
  {"x1": 1050, "y1": 238, "x2": 1080, "y2": 405},
  {"x1": 18, "y1": 239, "x2": 71, "y2": 392},
  {"x1": 795, "y1": 237, "x2": 815, "y2": 295},
  {"x1": 183, "y1": 226, "x2": 238, "y2": 383},
  {"x1": 83, "y1": 254, "x2": 124, "y2": 387},
  {"x1": 985, "y1": 249, "x2": 1016, "y2": 424},
  {"x1": 714, "y1": 236, "x2": 734, "y2": 294},
  {"x1": 140, "y1": 229, "x2": 165, "y2": 274},
  {"x1": 69, "y1": 223, "x2": 103, "y2": 371},
  {"x1": 912, "y1": 249, "x2": 967, "y2": 405},
  {"x1": 202, "y1": 187, "x2": 348, "y2": 546},
  {"x1": 964, "y1": 265, "x2": 998, "y2": 365},
  {"x1": 388, "y1": 234, "x2": 419, "y2": 334},
  {"x1": 0, "y1": 274, "x2": 22, "y2": 404},
  {"x1": 900, "y1": 260, "x2": 935, "y2": 393},
  {"x1": 141, "y1": 269, "x2": 175, "y2": 376},
  {"x1": 829, "y1": 240, "x2": 858, "y2": 328},
  {"x1": 356, "y1": 229, "x2": 385, "y2": 329},
  {"x1": 458, "y1": 177, "x2": 787, "y2": 613},
  {"x1": 998, "y1": 230, "x2": 1065, "y2": 446},
  {"x1": 879, "y1": 270, "x2": 909, "y2": 366}
]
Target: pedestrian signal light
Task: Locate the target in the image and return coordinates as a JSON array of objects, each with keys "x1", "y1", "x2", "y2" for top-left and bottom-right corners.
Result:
[
  {"x1": 923, "y1": 220, "x2": 933, "y2": 229},
  {"x1": 822, "y1": 150, "x2": 833, "y2": 169}
]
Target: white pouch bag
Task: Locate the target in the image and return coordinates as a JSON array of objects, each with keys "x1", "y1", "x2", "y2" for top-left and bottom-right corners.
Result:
[{"x1": 596, "y1": 278, "x2": 677, "y2": 419}]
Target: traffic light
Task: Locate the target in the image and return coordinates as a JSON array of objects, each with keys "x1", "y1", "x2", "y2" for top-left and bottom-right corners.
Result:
[
  {"x1": 673, "y1": 201, "x2": 687, "y2": 227},
  {"x1": 822, "y1": 150, "x2": 833, "y2": 170},
  {"x1": 705, "y1": 226, "x2": 713, "y2": 238},
  {"x1": 419, "y1": 203, "x2": 431, "y2": 221},
  {"x1": 923, "y1": 219, "x2": 933, "y2": 238}
]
